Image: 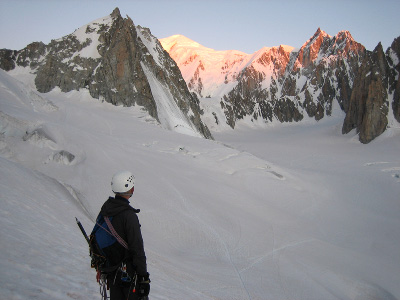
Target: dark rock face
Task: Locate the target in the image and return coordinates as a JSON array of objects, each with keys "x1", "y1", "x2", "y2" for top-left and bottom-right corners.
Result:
[
  {"x1": 0, "y1": 8, "x2": 212, "y2": 139},
  {"x1": 387, "y1": 37, "x2": 400, "y2": 123},
  {"x1": 87, "y1": 11, "x2": 158, "y2": 117},
  {"x1": 0, "y1": 49, "x2": 17, "y2": 71},
  {"x1": 393, "y1": 75, "x2": 400, "y2": 123},
  {"x1": 342, "y1": 43, "x2": 389, "y2": 143}
]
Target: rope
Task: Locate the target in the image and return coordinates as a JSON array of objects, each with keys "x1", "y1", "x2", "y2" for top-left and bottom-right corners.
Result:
[
  {"x1": 95, "y1": 216, "x2": 129, "y2": 250},
  {"x1": 104, "y1": 216, "x2": 129, "y2": 249}
]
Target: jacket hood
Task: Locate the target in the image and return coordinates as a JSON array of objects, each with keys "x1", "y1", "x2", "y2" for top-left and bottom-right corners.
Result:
[{"x1": 100, "y1": 195, "x2": 139, "y2": 217}]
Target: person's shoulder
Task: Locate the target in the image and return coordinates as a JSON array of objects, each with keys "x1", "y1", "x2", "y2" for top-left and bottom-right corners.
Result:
[{"x1": 120, "y1": 207, "x2": 140, "y2": 219}]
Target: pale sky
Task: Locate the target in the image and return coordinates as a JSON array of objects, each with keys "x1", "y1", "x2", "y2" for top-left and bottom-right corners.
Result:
[{"x1": 1, "y1": 0, "x2": 399, "y2": 54}]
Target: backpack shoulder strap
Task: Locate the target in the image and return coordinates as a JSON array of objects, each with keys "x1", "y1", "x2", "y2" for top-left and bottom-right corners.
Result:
[{"x1": 103, "y1": 216, "x2": 129, "y2": 250}]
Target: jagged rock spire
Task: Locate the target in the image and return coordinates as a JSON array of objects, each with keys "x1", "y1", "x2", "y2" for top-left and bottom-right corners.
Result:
[{"x1": 111, "y1": 7, "x2": 121, "y2": 18}]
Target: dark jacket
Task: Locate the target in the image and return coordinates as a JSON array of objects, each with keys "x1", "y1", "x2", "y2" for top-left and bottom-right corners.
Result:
[{"x1": 98, "y1": 195, "x2": 147, "y2": 275}]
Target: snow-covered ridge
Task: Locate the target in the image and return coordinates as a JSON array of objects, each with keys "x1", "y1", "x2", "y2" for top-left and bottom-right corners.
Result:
[
  {"x1": 137, "y1": 26, "x2": 166, "y2": 68},
  {"x1": 160, "y1": 35, "x2": 294, "y2": 98},
  {"x1": 68, "y1": 14, "x2": 114, "y2": 59}
]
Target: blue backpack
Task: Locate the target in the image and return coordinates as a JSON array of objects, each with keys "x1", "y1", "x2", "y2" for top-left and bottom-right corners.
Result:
[{"x1": 89, "y1": 214, "x2": 128, "y2": 273}]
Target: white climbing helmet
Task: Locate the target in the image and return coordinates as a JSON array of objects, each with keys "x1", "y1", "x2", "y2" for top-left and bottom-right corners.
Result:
[{"x1": 111, "y1": 171, "x2": 135, "y2": 193}]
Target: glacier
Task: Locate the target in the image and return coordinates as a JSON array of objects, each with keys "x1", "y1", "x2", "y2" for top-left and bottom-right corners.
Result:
[{"x1": 1, "y1": 61, "x2": 400, "y2": 300}]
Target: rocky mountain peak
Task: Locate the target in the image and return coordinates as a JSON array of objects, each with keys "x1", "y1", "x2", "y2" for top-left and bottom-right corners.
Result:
[
  {"x1": 336, "y1": 30, "x2": 353, "y2": 42},
  {"x1": 0, "y1": 8, "x2": 212, "y2": 139},
  {"x1": 307, "y1": 28, "x2": 331, "y2": 47},
  {"x1": 294, "y1": 28, "x2": 366, "y2": 70},
  {"x1": 311, "y1": 28, "x2": 331, "y2": 42},
  {"x1": 296, "y1": 28, "x2": 331, "y2": 68},
  {"x1": 111, "y1": 7, "x2": 121, "y2": 18},
  {"x1": 333, "y1": 30, "x2": 365, "y2": 58}
]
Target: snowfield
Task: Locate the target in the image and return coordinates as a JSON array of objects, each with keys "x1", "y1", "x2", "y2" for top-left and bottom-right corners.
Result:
[{"x1": 1, "y1": 68, "x2": 400, "y2": 300}]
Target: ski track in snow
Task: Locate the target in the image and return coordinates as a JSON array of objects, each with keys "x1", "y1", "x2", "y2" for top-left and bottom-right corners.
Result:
[{"x1": 167, "y1": 180, "x2": 252, "y2": 300}]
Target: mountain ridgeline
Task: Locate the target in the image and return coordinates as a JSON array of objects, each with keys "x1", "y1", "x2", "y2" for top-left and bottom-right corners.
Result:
[
  {"x1": 0, "y1": 8, "x2": 212, "y2": 139},
  {"x1": 161, "y1": 31, "x2": 400, "y2": 143},
  {"x1": 1, "y1": 8, "x2": 399, "y2": 143}
]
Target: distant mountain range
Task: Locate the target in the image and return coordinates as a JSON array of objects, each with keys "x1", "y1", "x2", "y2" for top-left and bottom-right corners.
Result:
[{"x1": 1, "y1": 7, "x2": 399, "y2": 143}]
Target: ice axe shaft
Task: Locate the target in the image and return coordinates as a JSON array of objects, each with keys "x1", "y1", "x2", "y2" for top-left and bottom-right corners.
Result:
[{"x1": 75, "y1": 217, "x2": 90, "y2": 244}]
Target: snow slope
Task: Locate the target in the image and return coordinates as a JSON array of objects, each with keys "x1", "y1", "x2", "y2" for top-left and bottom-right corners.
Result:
[
  {"x1": 1, "y1": 69, "x2": 400, "y2": 300},
  {"x1": 141, "y1": 63, "x2": 202, "y2": 138}
]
